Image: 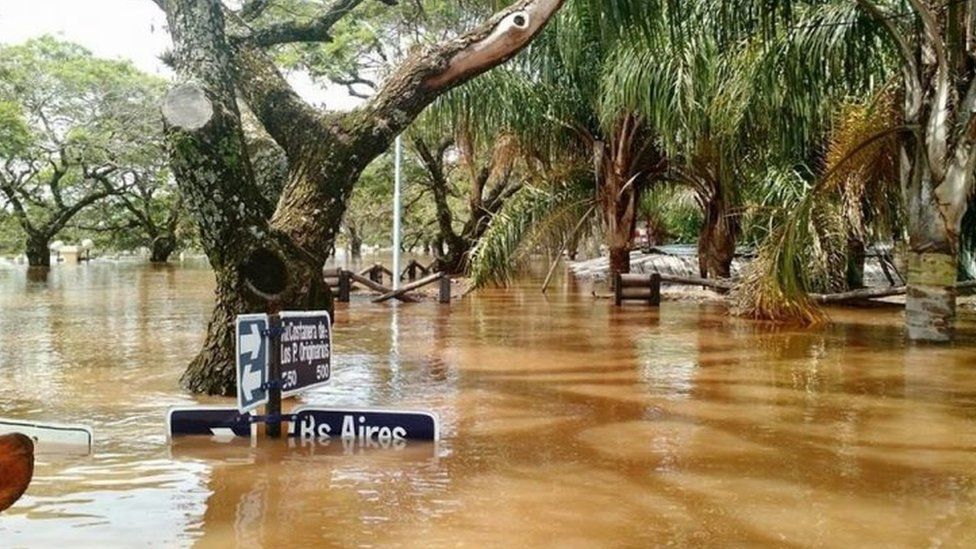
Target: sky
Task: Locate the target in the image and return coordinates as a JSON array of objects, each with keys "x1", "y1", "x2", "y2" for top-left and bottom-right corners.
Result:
[{"x1": 0, "y1": 0, "x2": 360, "y2": 109}]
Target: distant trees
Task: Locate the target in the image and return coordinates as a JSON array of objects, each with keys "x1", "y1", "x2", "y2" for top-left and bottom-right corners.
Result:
[{"x1": 0, "y1": 37, "x2": 180, "y2": 265}]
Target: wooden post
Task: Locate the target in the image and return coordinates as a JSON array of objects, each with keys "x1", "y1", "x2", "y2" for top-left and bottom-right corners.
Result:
[
  {"x1": 266, "y1": 313, "x2": 282, "y2": 438},
  {"x1": 404, "y1": 260, "x2": 418, "y2": 281},
  {"x1": 439, "y1": 275, "x2": 452, "y2": 304},
  {"x1": 614, "y1": 273, "x2": 623, "y2": 307},
  {"x1": 370, "y1": 263, "x2": 383, "y2": 284},
  {"x1": 649, "y1": 273, "x2": 661, "y2": 306},
  {"x1": 338, "y1": 270, "x2": 351, "y2": 303}
]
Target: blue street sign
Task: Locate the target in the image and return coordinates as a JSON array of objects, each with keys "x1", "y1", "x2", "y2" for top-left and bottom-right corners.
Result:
[
  {"x1": 289, "y1": 407, "x2": 439, "y2": 443},
  {"x1": 167, "y1": 407, "x2": 255, "y2": 438},
  {"x1": 279, "y1": 311, "x2": 332, "y2": 397},
  {"x1": 236, "y1": 314, "x2": 270, "y2": 413}
]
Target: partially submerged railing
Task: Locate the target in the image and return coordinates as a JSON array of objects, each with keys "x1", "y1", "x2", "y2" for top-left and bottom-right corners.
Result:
[{"x1": 325, "y1": 266, "x2": 451, "y2": 304}]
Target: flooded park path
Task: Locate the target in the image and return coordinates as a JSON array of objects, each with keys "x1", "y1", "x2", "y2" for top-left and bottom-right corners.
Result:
[{"x1": 0, "y1": 261, "x2": 974, "y2": 547}]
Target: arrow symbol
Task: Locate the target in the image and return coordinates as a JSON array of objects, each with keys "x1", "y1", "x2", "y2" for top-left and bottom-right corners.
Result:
[
  {"x1": 242, "y1": 363, "x2": 264, "y2": 404},
  {"x1": 240, "y1": 323, "x2": 263, "y2": 361},
  {"x1": 210, "y1": 428, "x2": 237, "y2": 441}
]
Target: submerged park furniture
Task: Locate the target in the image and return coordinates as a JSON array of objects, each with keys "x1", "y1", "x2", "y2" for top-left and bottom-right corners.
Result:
[
  {"x1": 615, "y1": 273, "x2": 662, "y2": 306},
  {"x1": 324, "y1": 266, "x2": 452, "y2": 304},
  {"x1": 614, "y1": 272, "x2": 733, "y2": 306}
]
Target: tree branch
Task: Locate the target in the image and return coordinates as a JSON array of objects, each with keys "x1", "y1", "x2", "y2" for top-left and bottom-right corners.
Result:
[
  {"x1": 244, "y1": 0, "x2": 397, "y2": 48},
  {"x1": 351, "y1": 0, "x2": 565, "y2": 150},
  {"x1": 241, "y1": 0, "x2": 273, "y2": 21}
]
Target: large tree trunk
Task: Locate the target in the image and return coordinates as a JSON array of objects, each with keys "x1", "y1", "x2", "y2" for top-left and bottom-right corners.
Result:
[
  {"x1": 181, "y1": 252, "x2": 331, "y2": 394},
  {"x1": 597, "y1": 116, "x2": 654, "y2": 281},
  {"x1": 162, "y1": 0, "x2": 332, "y2": 394},
  {"x1": 24, "y1": 235, "x2": 50, "y2": 268}
]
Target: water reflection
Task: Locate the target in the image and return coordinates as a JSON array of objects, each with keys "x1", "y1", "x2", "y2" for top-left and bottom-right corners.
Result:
[{"x1": 0, "y1": 260, "x2": 974, "y2": 546}]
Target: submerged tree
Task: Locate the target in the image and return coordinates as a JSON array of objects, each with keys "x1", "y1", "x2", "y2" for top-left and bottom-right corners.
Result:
[
  {"x1": 0, "y1": 37, "x2": 166, "y2": 267},
  {"x1": 155, "y1": 0, "x2": 565, "y2": 394}
]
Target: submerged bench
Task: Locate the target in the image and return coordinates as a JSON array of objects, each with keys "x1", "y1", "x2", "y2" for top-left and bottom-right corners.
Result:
[
  {"x1": 614, "y1": 273, "x2": 734, "y2": 306},
  {"x1": 615, "y1": 273, "x2": 662, "y2": 306}
]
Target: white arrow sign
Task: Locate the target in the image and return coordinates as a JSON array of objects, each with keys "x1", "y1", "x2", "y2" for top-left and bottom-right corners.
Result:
[
  {"x1": 240, "y1": 323, "x2": 263, "y2": 361},
  {"x1": 242, "y1": 363, "x2": 263, "y2": 403},
  {"x1": 236, "y1": 314, "x2": 270, "y2": 413}
]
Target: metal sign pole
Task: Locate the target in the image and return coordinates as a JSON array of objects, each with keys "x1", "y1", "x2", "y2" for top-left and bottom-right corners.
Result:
[
  {"x1": 393, "y1": 135, "x2": 403, "y2": 291},
  {"x1": 266, "y1": 313, "x2": 283, "y2": 438}
]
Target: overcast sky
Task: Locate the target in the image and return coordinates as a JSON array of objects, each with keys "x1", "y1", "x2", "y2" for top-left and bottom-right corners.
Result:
[{"x1": 0, "y1": 0, "x2": 359, "y2": 109}]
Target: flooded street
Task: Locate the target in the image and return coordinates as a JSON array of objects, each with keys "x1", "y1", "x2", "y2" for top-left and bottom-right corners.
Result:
[{"x1": 0, "y1": 261, "x2": 975, "y2": 547}]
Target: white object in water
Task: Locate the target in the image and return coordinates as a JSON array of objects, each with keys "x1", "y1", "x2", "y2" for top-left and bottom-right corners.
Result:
[{"x1": 0, "y1": 418, "x2": 93, "y2": 455}]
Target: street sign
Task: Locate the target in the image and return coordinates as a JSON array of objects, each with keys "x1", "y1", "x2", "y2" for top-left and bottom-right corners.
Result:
[
  {"x1": 0, "y1": 418, "x2": 93, "y2": 455},
  {"x1": 236, "y1": 313, "x2": 270, "y2": 413},
  {"x1": 167, "y1": 407, "x2": 255, "y2": 439},
  {"x1": 289, "y1": 407, "x2": 438, "y2": 443},
  {"x1": 279, "y1": 311, "x2": 332, "y2": 397}
]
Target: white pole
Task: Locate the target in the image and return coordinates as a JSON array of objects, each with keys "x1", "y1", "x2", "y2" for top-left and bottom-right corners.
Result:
[{"x1": 393, "y1": 135, "x2": 403, "y2": 291}]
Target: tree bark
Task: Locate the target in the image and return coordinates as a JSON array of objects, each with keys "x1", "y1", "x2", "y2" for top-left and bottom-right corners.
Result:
[
  {"x1": 905, "y1": 250, "x2": 957, "y2": 342},
  {"x1": 348, "y1": 225, "x2": 363, "y2": 259}
]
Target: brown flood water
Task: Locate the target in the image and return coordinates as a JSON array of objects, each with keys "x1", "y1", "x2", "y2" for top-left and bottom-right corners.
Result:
[{"x1": 0, "y1": 260, "x2": 975, "y2": 547}]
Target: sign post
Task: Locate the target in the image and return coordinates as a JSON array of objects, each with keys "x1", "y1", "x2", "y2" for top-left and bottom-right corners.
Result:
[{"x1": 266, "y1": 314, "x2": 283, "y2": 438}]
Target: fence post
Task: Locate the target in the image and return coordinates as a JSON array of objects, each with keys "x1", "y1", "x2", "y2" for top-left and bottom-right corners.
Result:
[
  {"x1": 649, "y1": 273, "x2": 661, "y2": 306},
  {"x1": 614, "y1": 273, "x2": 622, "y2": 307},
  {"x1": 338, "y1": 270, "x2": 351, "y2": 303},
  {"x1": 439, "y1": 275, "x2": 452, "y2": 304}
]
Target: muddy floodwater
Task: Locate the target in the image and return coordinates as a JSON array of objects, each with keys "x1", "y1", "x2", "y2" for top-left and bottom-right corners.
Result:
[{"x1": 0, "y1": 260, "x2": 975, "y2": 547}]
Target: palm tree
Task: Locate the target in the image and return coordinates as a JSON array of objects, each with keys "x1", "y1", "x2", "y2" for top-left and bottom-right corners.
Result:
[{"x1": 711, "y1": 0, "x2": 975, "y2": 341}]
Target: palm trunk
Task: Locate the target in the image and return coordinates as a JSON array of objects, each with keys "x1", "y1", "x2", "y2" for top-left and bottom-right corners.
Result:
[
  {"x1": 697, "y1": 185, "x2": 737, "y2": 279},
  {"x1": 905, "y1": 250, "x2": 956, "y2": 342},
  {"x1": 606, "y1": 174, "x2": 637, "y2": 279}
]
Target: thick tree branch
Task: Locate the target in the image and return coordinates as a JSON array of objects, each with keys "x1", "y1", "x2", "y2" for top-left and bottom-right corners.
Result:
[
  {"x1": 352, "y1": 0, "x2": 565, "y2": 148},
  {"x1": 244, "y1": 0, "x2": 397, "y2": 48}
]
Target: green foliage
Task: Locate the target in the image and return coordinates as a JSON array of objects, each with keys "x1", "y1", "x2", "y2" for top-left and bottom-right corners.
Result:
[
  {"x1": 470, "y1": 181, "x2": 594, "y2": 287},
  {"x1": 0, "y1": 36, "x2": 177, "y2": 258},
  {"x1": 267, "y1": 0, "x2": 497, "y2": 95}
]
